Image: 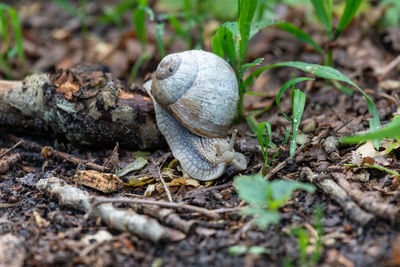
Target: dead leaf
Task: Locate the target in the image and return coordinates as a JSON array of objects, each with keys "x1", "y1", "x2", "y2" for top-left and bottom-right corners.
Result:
[{"x1": 73, "y1": 170, "x2": 124, "y2": 193}]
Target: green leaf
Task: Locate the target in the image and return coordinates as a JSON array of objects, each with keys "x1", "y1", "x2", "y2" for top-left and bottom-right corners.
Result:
[
  {"x1": 52, "y1": 0, "x2": 82, "y2": 18},
  {"x1": 270, "y1": 180, "x2": 315, "y2": 203},
  {"x1": 250, "y1": 20, "x2": 276, "y2": 38},
  {"x1": 212, "y1": 26, "x2": 236, "y2": 68},
  {"x1": 221, "y1": 21, "x2": 239, "y2": 37},
  {"x1": 133, "y1": 6, "x2": 146, "y2": 45},
  {"x1": 335, "y1": 0, "x2": 362, "y2": 40},
  {"x1": 276, "y1": 77, "x2": 314, "y2": 121},
  {"x1": 310, "y1": 0, "x2": 332, "y2": 37},
  {"x1": 245, "y1": 61, "x2": 381, "y2": 147},
  {"x1": 234, "y1": 175, "x2": 269, "y2": 205},
  {"x1": 7, "y1": 7, "x2": 24, "y2": 65},
  {"x1": 276, "y1": 22, "x2": 323, "y2": 53},
  {"x1": 245, "y1": 115, "x2": 259, "y2": 135},
  {"x1": 238, "y1": 0, "x2": 258, "y2": 64},
  {"x1": 341, "y1": 116, "x2": 400, "y2": 143},
  {"x1": 290, "y1": 89, "x2": 306, "y2": 158},
  {"x1": 229, "y1": 246, "x2": 248, "y2": 256},
  {"x1": 144, "y1": 6, "x2": 154, "y2": 20},
  {"x1": 156, "y1": 23, "x2": 166, "y2": 57},
  {"x1": 243, "y1": 208, "x2": 280, "y2": 228},
  {"x1": 0, "y1": 7, "x2": 9, "y2": 50},
  {"x1": 257, "y1": 121, "x2": 272, "y2": 166},
  {"x1": 248, "y1": 246, "x2": 270, "y2": 255},
  {"x1": 241, "y1": 57, "x2": 263, "y2": 73}
]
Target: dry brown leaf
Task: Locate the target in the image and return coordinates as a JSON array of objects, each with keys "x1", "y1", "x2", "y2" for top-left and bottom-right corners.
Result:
[{"x1": 73, "y1": 170, "x2": 124, "y2": 193}]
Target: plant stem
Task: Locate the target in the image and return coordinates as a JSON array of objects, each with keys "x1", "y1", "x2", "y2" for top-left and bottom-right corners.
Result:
[
  {"x1": 237, "y1": 79, "x2": 244, "y2": 121},
  {"x1": 325, "y1": 49, "x2": 333, "y2": 66}
]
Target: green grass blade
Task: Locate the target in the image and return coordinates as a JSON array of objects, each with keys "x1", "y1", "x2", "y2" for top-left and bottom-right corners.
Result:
[
  {"x1": 245, "y1": 61, "x2": 381, "y2": 145},
  {"x1": 290, "y1": 89, "x2": 306, "y2": 158},
  {"x1": 276, "y1": 77, "x2": 314, "y2": 121},
  {"x1": 276, "y1": 22, "x2": 323, "y2": 53},
  {"x1": 335, "y1": 0, "x2": 362, "y2": 40},
  {"x1": 212, "y1": 26, "x2": 236, "y2": 68},
  {"x1": 310, "y1": 0, "x2": 332, "y2": 37},
  {"x1": 7, "y1": 7, "x2": 24, "y2": 66},
  {"x1": 250, "y1": 20, "x2": 276, "y2": 39},
  {"x1": 129, "y1": 53, "x2": 149, "y2": 83},
  {"x1": 133, "y1": 6, "x2": 146, "y2": 46},
  {"x1": 52, "y1": 0, "x2": 82, "y2": 18},
  {"x1": 257, "y1": 121, "x2": 272, "y2": 166},
  {"x1": 0, "y1": 7, "x2": 9, "y2": 51},
  {"x1": 341, "y1": 116, "x2": 400, "y2": 143},
  {"x1": 241, "y1": 57, "x2": 263, "y2": 73},
  {"x1": 0, "y1": 51, "x2": 11, "y2": 79},
  {"x1": 156, "y1": 23, "x2": 166, "y2": 58},
  {"x1": 238, "y1": 0, "x2": 258, "y2": 64}
]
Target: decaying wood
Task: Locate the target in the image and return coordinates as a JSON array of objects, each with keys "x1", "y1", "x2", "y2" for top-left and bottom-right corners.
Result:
[
  {"x1": 36, "y1": 177, "x2": 184, "y2": 242},
  {"x1": 41, "y1": 146, "x2": 107, "y2": 172},
  {"x1": 301, "y1": 167, "x2": 374, "y2": 226},
  {"x1": 0, "y1": 65, "x2": 163, "y2": 149},
  {"x1": 333, "y1": 172, "x2": 400, "y2": 224},
  {"x1": 0, "y1": 234, "x2": 25, "y2": 267}
]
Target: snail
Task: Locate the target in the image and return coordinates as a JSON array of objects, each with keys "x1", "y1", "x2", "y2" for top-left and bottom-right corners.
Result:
[{"x1": 144, "y1": 50, "x2": 247, "y2": 181}]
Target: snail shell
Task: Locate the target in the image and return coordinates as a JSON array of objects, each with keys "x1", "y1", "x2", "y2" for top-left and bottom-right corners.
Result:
[
  {"x1": 144, "y1": 50, "x2": 247, "y2": 181},
  {"x1": 151, "y1": 50, "x2": 238, "y2": 138}
]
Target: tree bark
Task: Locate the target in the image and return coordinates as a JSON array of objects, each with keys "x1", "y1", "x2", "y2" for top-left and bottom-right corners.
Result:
[{"x1": 0, "y1": 65, "x2": 163, "y2": 149}]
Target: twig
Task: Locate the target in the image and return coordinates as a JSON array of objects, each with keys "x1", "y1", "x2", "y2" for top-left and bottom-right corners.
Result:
[
  {"x1": 0, "y1": 140, "x2": 23, "y2": 159},
  {"x1": 93, "y1": 197, "x2": 222, "y2": 219},
  {"x1": 265, "y1": 161, "x2": 286, "y2": 180},
  {"x1": 301, "y1": 167, "x2": 374, "y2": 226},
  {"x1": 183, "y1": 181, "x2": 233, "y2": 199},
  {"x1": 41, "y1": 146, "x2": 106, "y2": 172},
  {"x1": 152, "y1": 159, "x2": 173, "y2": 202},
  {"x1": 378, "y1": 54, "x2": 400, "y2": 78},
  {"x1": 36, "y1": 177, "x2": 184, "y2": 242},
  {"x1": 333, "y1": 172, "x2": 400, "y2": 224}
]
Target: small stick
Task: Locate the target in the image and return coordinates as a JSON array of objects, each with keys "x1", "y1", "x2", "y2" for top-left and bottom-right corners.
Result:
[
  {"x1": 333, "y1": 172, "x2": 400, "y2": 224},
  {"x1": 41, "y1": 146, "x2": 106, "y2": 172},
  {"x1": 93, "y1": 197, "x2": 228, "y2": 219},
  {"x1": 0, "y1": 140, "x2": 23, "y2": 159},
  {"x1": 302, "y1": 167, "x2": 374, "y2": 226},
  {"x1": 378, "y1": 54, "x2": 400, "y2": 78},
  {"x1": 152, "y1": 159, "x2": 173, "y2": 202}
]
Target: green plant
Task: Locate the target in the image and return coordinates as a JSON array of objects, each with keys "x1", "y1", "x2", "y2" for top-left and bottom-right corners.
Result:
[
  {"x1": 286, "y1": 206, "x2": 323, "y2": 267},
  {"x1": 341, "y1": 116, "x2": 400, "y2": 144},
  {"x1": 212, "y1": 0, "x2": 274, "y2": 121},
  {"x1": 229, "y1": 245, "x2": 269, "y2": 256},
  {"x1": 234, "y1": 174, "x2": 315, "y2": 228},
  {"x1": 98, "y1": 0, "x2": 136, "y2": 27},
  {"x1": 156, "y1": 0, "x2": 214, "y2": 51},
  {"x1": 129, "y1": 0, "x2": 154, "y2": 82},
  {"x1": 129, "y1": 0, "x2": 154, "y2": 83},
  {"x1": 276, "y1": 0, "x2": 363, "y2": 66},
  {"x1": 0, "y1": 4, "x2": 24, "y2": 79},
  {"x1": 380, "y1": 0, "x2": 400, "y2": 29},
  {"x1": 245, "y1": 61, "x2": 381, "y2": 149}
]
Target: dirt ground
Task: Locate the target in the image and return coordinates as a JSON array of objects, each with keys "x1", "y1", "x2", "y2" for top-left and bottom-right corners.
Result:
[{"x1": 1, "y1": 1, "x2": 400, "y2": 266}]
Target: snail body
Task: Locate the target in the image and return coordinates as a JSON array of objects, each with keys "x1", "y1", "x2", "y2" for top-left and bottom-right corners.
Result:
[{"x1": 144, "y1": 50, "x2": 247, "y2": 181}]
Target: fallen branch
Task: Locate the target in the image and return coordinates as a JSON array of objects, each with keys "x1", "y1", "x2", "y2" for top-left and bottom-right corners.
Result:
[
  {"x1": 36, "y1": 177, "x2": 184, "y2": 242},
  {"x1": 0, "y1": 65, "x2": 163, "y2": 149},
  {"x1": 93, "y1": 197, "x2": 222, "y2": 219},
  {"x1": 301, "y1": 167, "x2": 374, "y2": 226},
  {"x1": 333, "y1": 172, "x2": 400, "y2": 224},
  {"x1": 41, "y1": 146, "x2": 106, "y2": 172}
]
